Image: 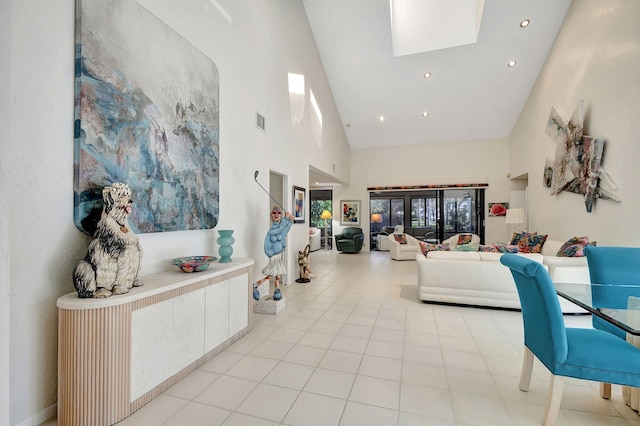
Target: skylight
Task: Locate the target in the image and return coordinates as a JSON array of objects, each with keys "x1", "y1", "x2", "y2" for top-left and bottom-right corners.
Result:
[{"x1": 390, "y1": 0, "x2": 485, "y2": 57}]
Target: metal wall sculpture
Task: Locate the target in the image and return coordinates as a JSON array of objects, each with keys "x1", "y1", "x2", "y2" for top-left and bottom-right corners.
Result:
[
  {"x1": 74, "y1": 0, "x2": 220, "y2": 235},
  {"x1": 544, "y1": 100, "x2": 619, "y2": 212}
]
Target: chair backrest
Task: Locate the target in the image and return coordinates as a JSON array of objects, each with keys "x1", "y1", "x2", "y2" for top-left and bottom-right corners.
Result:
[
  {"x1": 442, "y1": 233, "x2": 481, "y2": 249},
  {"x1": 500, "y1": 254, "x2": 568, "y2": 371},
  {"x1": 585, "y1": 246, "x2": 640, "y2": 286},
  {"x1": 341, "y1": 227, "x2": 363, "y2": 239},
  {"x1": 585, "y1": 246, "x2": 640, "y2": 338},
  {"x1": 382, "y1": 226, "x2": 395, "y2": 234}
]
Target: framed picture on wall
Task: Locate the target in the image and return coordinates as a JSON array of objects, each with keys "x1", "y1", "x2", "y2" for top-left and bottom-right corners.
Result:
[
  {"x1": 292, "y1": 186, "x2": 306, "y2": 223},
  {"x1": 488, "y1": 202, "x2": 509, "y2": 217},
  {"x1": 340, "y1": 200, "x2": 361, "y2": 225}
]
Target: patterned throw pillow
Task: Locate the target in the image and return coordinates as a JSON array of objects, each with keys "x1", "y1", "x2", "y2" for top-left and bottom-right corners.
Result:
[
  {"x1": 394, "y1": 233, "x2": 407, "y2": 244},
  {"x1": 457, "y1": 234, "x2": 473, "y2": 246},
  {"x1": 557, "y1": 236, "x2": 596, "y2": 257},
  {"x1": 498, "y1": 245, "x2": 520, "y2": 253},
  {"x1": 509, "y1": 232, "x2": 523, "y2": 245},
  {"x1": 419, "y1": 242, "x2": 450, "y2": 256},
  {"x1": 479, "y1": 244, "x2": 519, "y2": 253},
  {"x1": 510, "y1": 231, "x2": 537, "y2": 245},
  {"x1": 516, "y1": 233, "x2": 548, "y2": 253}
]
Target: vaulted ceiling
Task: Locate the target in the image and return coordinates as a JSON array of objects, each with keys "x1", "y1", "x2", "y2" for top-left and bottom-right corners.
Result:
[{"x1": 303, "y1": 0, "x2": 572, "y2": 153}]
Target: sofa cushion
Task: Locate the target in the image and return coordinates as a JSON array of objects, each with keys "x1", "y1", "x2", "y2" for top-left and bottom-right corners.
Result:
[
  {"x1": 427, "y1": 250, "x2": 480, "y2": 260},
  {"x1": 478, "y1": 252, "x2": 504, "y2": 262},
  {"x1": 478, "y1": 252, "x2": 545, "y2": 263},
  {"x1": 456, "y1": 244, "x2": 478, "y2": 251},
  {"x1": 544, "y1": 255, "x2": 588, "y2": 266},
  {"x1": 557, "y1": 236, "x2": 596, "y2": 257}
]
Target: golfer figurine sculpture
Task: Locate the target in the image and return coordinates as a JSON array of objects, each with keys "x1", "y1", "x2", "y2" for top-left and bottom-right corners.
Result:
[{"x1": 253, "y1": 205, "x2": 294, "y2": 301}]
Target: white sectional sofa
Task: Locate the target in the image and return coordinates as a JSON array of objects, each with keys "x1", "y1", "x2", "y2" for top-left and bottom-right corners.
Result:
[
  {"x1": 540, "y1": 239, "x2": 590, "y2": 284},
  {"x1": 416, "y1": 237, "x2": 589, "y2": 313}
]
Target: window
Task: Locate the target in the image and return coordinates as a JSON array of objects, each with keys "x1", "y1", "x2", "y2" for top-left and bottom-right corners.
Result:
[
  {"x1": 370, "y1": 188, "x2": 484, "y2": 243},
  {"x1": 370, "y1": 198, "x2": 405, "y2": 230},
  {"x1": 310, "y1": 189, "x2": 332, "y2": 249}
]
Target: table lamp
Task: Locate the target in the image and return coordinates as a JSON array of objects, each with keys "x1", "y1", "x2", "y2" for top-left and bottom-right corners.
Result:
[
  {"x1": 505, "y1": 208, "x2": 526, "y2": 241},
  {"x1": 371, "y1": 213, "x2": 382, "y2": 232},
  {"x1": 321, "y1": 210, "x2": 332, "y2": 250}
]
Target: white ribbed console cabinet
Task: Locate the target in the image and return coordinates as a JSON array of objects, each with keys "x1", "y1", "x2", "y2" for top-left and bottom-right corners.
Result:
[{"x1": 57, "y1": 258, "x2": 254, "y2": 426}]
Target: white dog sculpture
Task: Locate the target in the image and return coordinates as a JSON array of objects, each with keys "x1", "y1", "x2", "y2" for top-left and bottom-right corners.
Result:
[{"x1": 73, "y1": 182, "x2": 143, "y2": 298}]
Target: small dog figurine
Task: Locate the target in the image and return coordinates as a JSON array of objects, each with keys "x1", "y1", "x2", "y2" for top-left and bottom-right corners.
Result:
[{"x1": 73, "y1": 182, "x2": 144, "y2": 298}]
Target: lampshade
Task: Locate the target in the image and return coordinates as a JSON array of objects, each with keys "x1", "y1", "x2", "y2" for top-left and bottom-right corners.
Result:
[
  {"x1": 320, "y1": 210, "x2": 332, "y2": 220},
  {"x1": 505, "y1": 208, "x2": 526, "y2": 224},
  {"x1": 371, "y1": 213, "x2": 382, "y2": 223}
]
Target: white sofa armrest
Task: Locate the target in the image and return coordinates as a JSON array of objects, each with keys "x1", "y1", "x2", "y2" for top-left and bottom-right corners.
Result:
[
  {"x1": 389, "y1": 234, "x2": 420, "y2": 260},
  {"x1": 377, "y1": 233, "x2": 391, "y2": 251},
  {"x1": 309, "y1": 228, "x2": 321, "y2": 251}
]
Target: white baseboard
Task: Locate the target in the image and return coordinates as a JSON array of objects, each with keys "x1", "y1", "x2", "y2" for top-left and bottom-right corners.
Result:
[{"x1": 15, "y1": 403, "x2": 56, "y2": 426}]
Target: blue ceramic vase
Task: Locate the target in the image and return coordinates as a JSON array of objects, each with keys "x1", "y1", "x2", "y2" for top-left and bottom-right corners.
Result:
[{"x1": 217, "y1": 229, "x2": 235, "y2": 263}]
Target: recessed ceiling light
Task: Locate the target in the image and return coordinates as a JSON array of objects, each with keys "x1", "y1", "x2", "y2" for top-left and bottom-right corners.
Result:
[
  {"x1": 423, "y1": 72, "x2": 432, "y2": 78},
  {"x1": 508, "y1": 60, "x2": 517, "y2": 67},
  {"x1": 421, "y1": 111, "x2": 429, "y2": 117},
  {"x1": 346, "y1": 123, "x2": 351, "y2": 128},
  {"x1": 520, "y1": 19, "x2": 530, "y2": 28},
  {"x1": 378, "y1": 115, "x2": 385, "y2": 122}
]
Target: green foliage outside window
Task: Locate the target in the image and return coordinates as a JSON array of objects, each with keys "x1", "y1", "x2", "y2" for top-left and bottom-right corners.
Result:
[{"x1": 310, "y1": 200, "x2": 332, "y2": 229}]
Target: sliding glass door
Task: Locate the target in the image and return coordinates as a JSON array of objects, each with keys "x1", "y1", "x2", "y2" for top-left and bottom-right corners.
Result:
[{"x1": 370, "y1": 188, "x2": 484, "y2": 244}]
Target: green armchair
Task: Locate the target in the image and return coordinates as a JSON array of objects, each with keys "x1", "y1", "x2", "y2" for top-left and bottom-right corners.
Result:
[{"x1": 334, "y1": 227, "x2": 364, "y2": 253}]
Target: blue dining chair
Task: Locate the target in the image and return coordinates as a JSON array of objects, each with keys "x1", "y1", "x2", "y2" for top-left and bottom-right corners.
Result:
[
  {"x1": 584, "y1": 246, "x2": 640, "y2": 339},
  {"x1": 500, "y1": 254, "x2": 640, "y2": 426},
  {"x1": 583, "y1": 246, "x2": 640, "y2": 398}
]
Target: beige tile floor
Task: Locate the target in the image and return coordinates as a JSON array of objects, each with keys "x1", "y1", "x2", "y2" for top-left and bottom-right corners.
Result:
[{"x1": 52, "y1": 250, "x2": 640, "y2": 425}]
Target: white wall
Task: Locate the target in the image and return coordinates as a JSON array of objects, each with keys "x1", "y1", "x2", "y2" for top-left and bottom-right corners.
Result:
[
  {"x1": 341, "y1": 138, "x2": 520, "y2": 246},
  {"x1": 510, "y1": 0, "x2": 640, "y2": 244},
  {"x1": 7, "y1": 0, "x2": 350, "y2": 424},
  {"x1": 1, "y1": 0, "x2": 11, "y2": 424}
]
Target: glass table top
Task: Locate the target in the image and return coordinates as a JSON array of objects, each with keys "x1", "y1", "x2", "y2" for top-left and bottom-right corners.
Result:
[{"x1": 556, "y1": 282, "x2": 640, "y2": 336}]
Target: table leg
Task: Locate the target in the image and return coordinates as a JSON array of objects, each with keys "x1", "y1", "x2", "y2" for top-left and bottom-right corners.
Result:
[{"x1": 625, "y1": 333, "x2": 640, "y2": 410}]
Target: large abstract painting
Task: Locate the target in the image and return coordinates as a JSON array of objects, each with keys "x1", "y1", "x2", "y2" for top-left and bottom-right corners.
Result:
[
  {"x1": 74, "y1": 0, "x2": 219, "y2": 235},
  {"x1": 544, "y1": 100, "x2": 619, "y2": 212}
]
